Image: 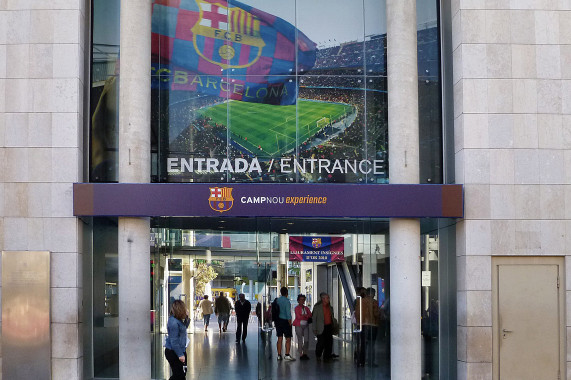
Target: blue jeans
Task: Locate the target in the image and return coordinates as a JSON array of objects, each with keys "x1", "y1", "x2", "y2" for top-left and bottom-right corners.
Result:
[{"x1": 203, "y1": 313, "x2": 211, "y2": 326}]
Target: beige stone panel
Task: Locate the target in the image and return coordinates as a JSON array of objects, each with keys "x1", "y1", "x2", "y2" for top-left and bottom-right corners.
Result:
[
  {"x1": 466, "y1": 256, "x2": 492, "y2": 290},
  {"x1": 26, "y1": 217, "x2": 46, "y2": 250},
  {"x1": 563, "y1": 80, "x2": 571, "y2": 114},
  {"x1": 44, "y1": 217, "x2": 78, "y2": 253},
  {"x1": 535, "y1": 11, "x2": 560, "y2": 44},
  {"x1": 457, "y1": 220, "x2": 467, "y2": 257},
  {"x1": 458, "y1": 360, "x2": 467, "y2": 380},
  {"x1": 490, "y1": 185, "x2": 516, "y2": 219},
  {"x1": 6, "y1": 10, "x2": 31, "y2": 44},
  {"x1": 466, "y1": 291, "x2": 492, "y2": 327},
  {"x1": 464, "y1": 113, "x2": 489, "y2": 149},
  {"x1": 455, "y1": 115, "x2": 464, "y2": 154},
  {"x1": 514, "y1": 149, "x2": 539, "y2": 184},
  {"x1": 466, "y1": 326, "x2": 493, "y2": 362},
  {"x1": 52, "y1": 358, "x2": 81, "y2": 380},
  {"x1": 5, "y1": 0, "x2": 82, "y2": 9},
  {"x1": 4, "y1": 112, "x2": 29, "y2": 147},
  {"x1": 539, "y1": 150, "x2": 565, "y2": 184},
  {"x1": 33, "y1": 78, "x2": 80, "y2": 113},
  {"x1": 512, "y1": 79, "x2": 537, "y2": 114},
  {"x1": 487, "y1": 79, "x2": 512, "y2": 113},
  {"x1": 456, "y1": 149, "x2": 465, "y2": 184},
  {"x1": 4, "y1": 182, "x2": 29, "y2": 217},
  {"x1": 52, "y1": 148, "x2": 79, "y2": 182},
  {"x1": 454, "y1": 80, "x2": 464, "y2": 118},
  {"x1": 453, "y1": 46, "x2": 462, "y2": 85},
  {"x1": 0, "y1": 10, "x2": 6, "y2": 45},
  {"x1": 51, "y1": 323, "x2": 80, "y2": 359},
  {"x1": 510, "y1": 0, "x2": 540, "y2": 9},
  {"x1": 458, "y1": 255, "x2": 467, "y2": 291},
  {"x1": 29, "y1": 10, "x2": 55, "y2": 44},
  {"x1": 538, "y1": 114, "x2": 563, "y2": 149},
  {"x1": 514, "y1": 220, "x2": 541, "y2": 252},
  {"x1": 491, "y1": 220, "x2": 515, "y2": 254},
  {"x1": 560, "y1": 11, "x2": 571, "y2": 43},
  {"x1": 51, "y1": 182, "x2": 73, "y2": 217},
  {"x1": 566, "y1": 256, "x2": 571, "y2": 291},
  {"x1": 486, "y1": 44, "x2": 511, "y2": 78},
  {"x1": 514, "y1": 185, "x2": 541, "y2": 218},
  {"x1": 54, "y1": 10, "x2": 80, "y2": 44},
  {"x1": 537, "y1": 80, "x2": 562, "y2": 114},
  {"x1": 0, "y1": 112, "x2": 5, "y2": 148},
  {"x1": 51, "y1": 251, "x2": 79, "y2": 288},
  {"x1": 567, "y1": 291, "x2": 571, "y2": 325},
  {"x1": 453, "y1": 11, "x2": 462, "y2": 51},
  {"x1": 466, "y1": 219, "x2": 492, "y2": 256},
  {"x1": 488, "y1": 114, "x2": 513, "y2": 148},
  {"x1": 52, "y1": 113, "x2": 80, "y2": 148},
  {"x1": 489, "y1": 150, "x2": 515, "y2": 184},
  {"x1": 30, "y1": 44, "x2": 54, "y2": 79},
  {"x1": 28, "y1": 148, "x2": 53, "y2": 182},
  {"x1": 0, "y1": 79, "x2": 5, "y2": 113},
  {"x1": 458, "y1": 290, "x2": 467, "y2": 326},
  {"x1": 0, "y1": 218, "x2": 4, "y2": 251},
  {"x1": 51, "y1": 287, "x2": 79, "y2": 324},
  {"x1": 462, "y1": 44, "x2": 487, "y2": 79},
  {"x1": 2, "y1": 217, "x2": 28, "y2": 250},
  {"x1": 458, "y1": 326, "x2": 467, "y2": 361},
  {"x1": 5, "y1": 78, "x2": 32, "y2": 113},
  {"x1": 486, "y1": 10, "x2": 510, "y2": 43},
  {"x1": 511, "y1": 45, "x2": 536, "y2": 78},
  {"x1": 0, "y1": 184, "x2": 4, "y2": 216},
  {"x1": 28, "y1": 113, "x2": 52, "y2": 147},
  {"x1": 464, "y1": 149, "x2": 490, "y2": 184},
  {"x1": 53, "y1": 44, "x2": 80, "y2": 79},
  {"x1": 562, "y1": 46, "x2": 571, "y2": 79},
  {"x1": 565, "y1": 117, "x2": 571, "y2": 150},
  {"x1": 461, "y1": 10, "x2": 486, "y2": 44},
  {"x1": 486, "y1": 0, "x2": 510, "y2": 8},
  {"x1": 4, "y1": 147, "x2": 29, "y2": 182},
  {"x1": 510, "y1": 10, "x2": 535, "y2": 44},
  {"x1": 27, "y1": 182, "x2": 52, "y2": 217},
  {"x1": 466, "y1": 363, "x2": 492, "y2": 380},
  {"x1": 6, "y1": 44, "x2": 30, "y2": 79},
  {"x1": 560, "y1": 0, "x2": 571, "y2": 10},
  {"x1": 536, "y1": 45, "x2": 562, "y2": 79},
  {"x1": 540, "y1": 220, "x2": 566, "y2": 254},
  {"x1": 539, "y1": 185, "x2": 565, "y2": 219}
]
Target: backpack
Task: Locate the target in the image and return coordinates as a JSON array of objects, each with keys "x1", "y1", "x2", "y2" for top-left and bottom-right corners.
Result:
[{"x1": 271, "y1": 298, "x2": 280, "y2": 323}]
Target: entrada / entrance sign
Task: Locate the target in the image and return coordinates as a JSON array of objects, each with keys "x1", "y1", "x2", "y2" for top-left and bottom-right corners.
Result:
[{"x1": 289, "y1": 236, "x2": 345, "y2": 262}]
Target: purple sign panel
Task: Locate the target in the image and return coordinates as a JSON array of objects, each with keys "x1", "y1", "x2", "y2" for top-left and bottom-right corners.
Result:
[
  {"x1": 73, "y1": 183, "x2": 463, "y2": 218},
  {"x1": 289, "y1": 236, "x2": 345, "y2": 262}
]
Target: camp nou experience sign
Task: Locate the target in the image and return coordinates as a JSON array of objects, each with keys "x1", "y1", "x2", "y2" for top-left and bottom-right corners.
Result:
[{"x1": 73, "y1": 183, "x2": 463, "y2": 218}]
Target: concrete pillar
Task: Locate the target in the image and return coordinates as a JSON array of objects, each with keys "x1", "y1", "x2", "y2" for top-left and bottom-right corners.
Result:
[
  {"x1": 386, "y1": 0, "x2": 421, "y2": 378},
  {"x1": 278, "y1": 234, "x2": 288, "y2": 292},
  {"x1": 118, "y1": 0, "x2": 151, "y2": 379},
  {"x1": 249, "y1": 280, "x2": 254, "y2": 300}
]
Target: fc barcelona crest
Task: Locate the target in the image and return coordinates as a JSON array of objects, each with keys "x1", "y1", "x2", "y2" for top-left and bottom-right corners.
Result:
[
  {"x1": 312, "y1": 238, "x2": 322, "y2": 249},
  {"x1": 192, "y1": 0, "x2": 266, "y2": 70},
  {"x1": 209, "y1": 187, "x2": 234, "y2": 213}
]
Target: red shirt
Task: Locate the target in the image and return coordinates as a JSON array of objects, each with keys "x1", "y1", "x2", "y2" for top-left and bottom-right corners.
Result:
[{"x1": 323, "y1": 303, "x2": 332, "y2": 325}]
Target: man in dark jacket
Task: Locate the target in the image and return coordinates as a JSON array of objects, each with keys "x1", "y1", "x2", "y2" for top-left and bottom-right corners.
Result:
[{"x1": 235, "y1": 293, "x2": 252, "y2": 343}]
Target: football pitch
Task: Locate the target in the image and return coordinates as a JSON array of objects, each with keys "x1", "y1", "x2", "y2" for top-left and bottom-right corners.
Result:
[{"x1": 198, "y1": 100, "x2": 353, "y2": 156}]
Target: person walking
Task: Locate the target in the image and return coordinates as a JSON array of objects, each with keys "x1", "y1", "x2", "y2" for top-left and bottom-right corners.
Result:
[
  {"x1": 293, "y1": 294, "x2": 312, "y2": 360},
  {"x1": 198, "y1": 295, "x2": 214, "y2": 332},
  {"x1": 164, "y1": 300, "x2": 190, "y2": 380},
  {"x1": 215, "y1": 293, "x2": 232, "y2": 333},
  {"x1": 235, "y1": 293, "x2": 252, "y2": 343},
  {"x1": 355, "y1": 287, "x2": 380, "y2": 366},
  {"x1": 275, "y1": 287, "x2": 296, "y2": 361},
  {"x1": 312, "y1": 292, "x2": 337, "y2": 361}
]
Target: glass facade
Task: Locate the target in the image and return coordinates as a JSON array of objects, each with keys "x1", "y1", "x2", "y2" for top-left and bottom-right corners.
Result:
[
  {"x1": 90, "y1": 0, "x2": 442, "y2": 184},
  {"x1": 87, "y1": 1, "x2": 449, "y2": 379}
]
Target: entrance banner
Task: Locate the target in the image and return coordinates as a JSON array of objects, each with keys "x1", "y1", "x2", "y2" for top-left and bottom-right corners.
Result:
[
  {"x1": 73, "y1": 183, "x2": 463, "y2": 218},
  {"x1": 289, "y1": 236, "x2": 344, "y2": 262}
]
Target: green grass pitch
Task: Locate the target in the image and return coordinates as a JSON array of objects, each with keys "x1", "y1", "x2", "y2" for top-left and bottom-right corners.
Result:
[{"x1": 198, "y1": 100, "x2": 353, "y2": 156}]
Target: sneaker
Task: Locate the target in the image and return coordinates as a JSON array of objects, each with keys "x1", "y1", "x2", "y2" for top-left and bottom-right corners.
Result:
[
  {"x1": 284, "y1": 355, "x2": 296, "y2": 361},
  {"x1": 300, "y1": 354, "x2": 310, "y2": 361},
  {"x1": 277, "y1": 355, "x2": 283, "y2": 361}
]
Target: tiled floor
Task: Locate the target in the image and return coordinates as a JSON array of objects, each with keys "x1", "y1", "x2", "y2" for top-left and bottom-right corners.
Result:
[{"x1": 154, "y1": 317, "x2": 391, "y2": 380}]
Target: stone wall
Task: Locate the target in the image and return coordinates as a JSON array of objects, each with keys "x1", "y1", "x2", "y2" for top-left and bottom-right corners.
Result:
[
  {"x1": 452, "y1": 1, "x2": 571, "y2": 378},
  {"x1": 0, "y1": 1, "x2": 87, "y2": 378}
]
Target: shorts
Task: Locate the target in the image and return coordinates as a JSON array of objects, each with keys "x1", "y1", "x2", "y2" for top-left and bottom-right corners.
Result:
[
  {"x1": 218, "y1": 313, "x2": 230, "y2": 324},
  {"x1": 275, "y1": 318, "x2": 293, "y2": 338}
]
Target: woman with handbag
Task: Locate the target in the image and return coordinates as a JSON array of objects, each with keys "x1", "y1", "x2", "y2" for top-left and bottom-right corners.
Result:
[{"x1": 293, "y1": 294, "x2": 313, "y2": 360}]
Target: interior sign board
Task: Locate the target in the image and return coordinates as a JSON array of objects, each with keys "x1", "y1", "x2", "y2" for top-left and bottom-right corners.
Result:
[{"x1": 289, "y1": 236, "x2": 344, "y2": 262}]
